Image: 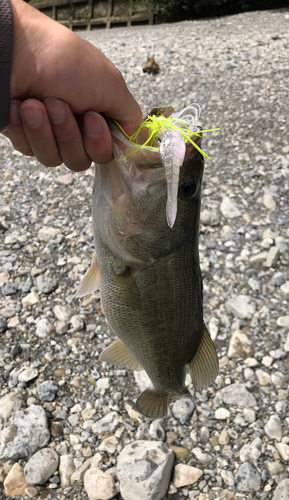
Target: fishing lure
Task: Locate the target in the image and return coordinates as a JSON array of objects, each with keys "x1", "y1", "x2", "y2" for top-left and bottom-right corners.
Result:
[{"x1": 115, "y1": 103, "x2": 219, "y2": 228}]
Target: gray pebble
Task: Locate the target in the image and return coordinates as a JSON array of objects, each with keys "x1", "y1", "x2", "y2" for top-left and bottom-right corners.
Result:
[
  {"x1": 172, "y1": 398, "x2": 195, "y2": 424},
  {"x1": 37, "y1": 381, "x2": 59, "y2": 402},
  {"x1": 0, "y1": 318, "x2": 7, "y2": 333},
  {"x1": 24, "y1": 448, "x2": 59, "y2": 485},
  {"x1": 2, "y1": 282, "x2": 18, "y2": 296},
  {"x1": 36, "y1": 275, "x2": 58, "y2": 294},
  {"x1": 235, "y1": 462, "x2": 261, "y2": 492}
]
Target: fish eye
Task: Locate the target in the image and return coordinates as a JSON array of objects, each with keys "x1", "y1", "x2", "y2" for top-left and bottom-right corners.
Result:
[{"x1": 179, "y1": 178, "x2": 197, "y2": 198}]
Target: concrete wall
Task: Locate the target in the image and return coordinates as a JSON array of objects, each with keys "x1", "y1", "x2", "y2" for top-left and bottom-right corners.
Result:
[{"x1": 31, "y1": 0, "x2": 154, "y2": 30}]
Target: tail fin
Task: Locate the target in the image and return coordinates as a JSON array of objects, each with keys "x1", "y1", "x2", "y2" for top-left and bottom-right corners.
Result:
[
  {"x1": 188, "y1": 322, "x2": 219, "y2": 391},
  {"x1": 136, "y1": 386, "x2": 190, "y2": 419}
]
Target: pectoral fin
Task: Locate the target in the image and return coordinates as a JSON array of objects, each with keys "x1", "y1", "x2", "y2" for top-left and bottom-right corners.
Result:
[
  {"x1": 188, "y1": 323, "x2": 219, "y2": 391},
  {"x1": 99, "y1": 338, "x2": 143, "y2": 371},
  {"x1": 75, "y1": 253, "x2": 100, "y2": 298}
]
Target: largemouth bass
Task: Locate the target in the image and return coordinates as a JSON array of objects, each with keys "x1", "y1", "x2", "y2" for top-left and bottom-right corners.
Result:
[{"x1": 76, "y1": 109, "x2": 218, "y2": 419}]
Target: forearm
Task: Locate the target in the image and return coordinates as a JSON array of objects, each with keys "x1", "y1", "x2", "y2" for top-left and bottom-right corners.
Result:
[{"x1": 0, "y1": 0, "x2": 13, "y2": 131}]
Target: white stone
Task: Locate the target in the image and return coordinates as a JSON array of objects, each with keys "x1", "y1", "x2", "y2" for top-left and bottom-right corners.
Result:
[
  {"x1": 243, "y1": 408, "x2": 256, "y2": 423},
  {"x1": 263, "y1": 193, "x2": 276, "y2": 210},
  {"x1": 192, "y1": 447, "x2": 212, "y2": 464},
  {"x1": 284, "y1": 333, "x2": 289, "y2": 353},
  {"x1": 235, "y1": 462, "x2": 261, "y2": 492},
  {"x1": 54, "y1": 305, "x2": 75, "y2": 322},
  {"x1": 70, "y1": 315, "x2": 84, "y2": 332},
  {"x1": 281, "y1": 281, "x2": 289, "y2": 294},
  {"x1": 38, "y1": 226, "x2": 60, "y2": 242},
  {"x1": 271, "y1": 371, "x2": 286, "y2": 386},
  {"x1": 59, "y1": 454, "x2": 75, "y2": 489},
  {"x1": 256, "y1": 369, "x2": 271, "y2": 385},
  {"x1": 35, "y1": 318, "x2": 53, "y2": 338},
  {"x1": 71, "y1": 458, "x2": 93, "y2": 485},
  {"x1": 24, "y1": 448, "x2": 59, "y2": 485},
  {"x1": 18, "y1": 368, "x2": 39, "y2": 383},
  {"x1": 216, "y1": 383, "x2": 257, "y2": 407},
  {"x1": 0, "y1": 392, "x2": 19, "y2": 420},
  {"x1": 277, "y1": 316, "x2": 289, "y2": 329},
  {"x1": 172, "y1": 398, "x2": 195, "y2": 424},
  {"x1": 265, "y1": 415, "x2": 282, "y2": 441},
  {"x1": 92, "y1": 412, "x2": 119, "y2": 435},
  {"x1": 84, "y1": 467, "x2": 116, "y2": 500},
  {"x1": 272, "y1": 479, "x2": 289, "y2": 500},
  {"x1": 4, "y1": 463, "x2": 30, "y2": 497},
  {"x1": 173, "y1": 464, "x2": 203, "y2": 488},
  {"x1": 0, "y1": 405, "x2": 50, "y2": 460},
  {"x1": 275, "y1": 443, "x2": 289, "y2": 461},
  {"x1": 262, "y1": 355, "x2": 273, "y2": 367},
  {"x1": 225, "y1": 295, "x2": 255, "y2": 319},
  {"x1": 220, "y1": 469, "x2": 235, "y2": 487},
  {"x1": 227, "y1": 331, "x2": 253, "y2": 358},
  {"x1": 215, "y1": 407, "x2": 230, "y2": 420},
  {"x1": 22, "y1": 292, "x2": 39, "y2": 306},
  {"x1": 117, "y1": 441, "x2": 174, "y2": 500},
  {"x1": 98, "y1": 436, "x2": 118, "y2": 454},
  {"x1": 264, "y1": 246, "x2": 280, "y2": 267},
  {"x1": 96, "y1": 377, "x2": 111, "y2": 391},
  {"x1": 221, "y1": 197, "x2": 241, "y2": 218},
  {"x1": 134, "y1": 370, "x2": 151, "y2": 392}
]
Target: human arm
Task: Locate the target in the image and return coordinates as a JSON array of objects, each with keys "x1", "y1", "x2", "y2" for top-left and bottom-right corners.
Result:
[{"x1": 1, "y1": 0, "x2": 142, "y2": 170}]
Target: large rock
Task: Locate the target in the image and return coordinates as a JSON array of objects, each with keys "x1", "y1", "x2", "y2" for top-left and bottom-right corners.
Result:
[
  {"x1": 4, "y1": 463, "x2": 32, "y2": 496},
  {"x1": 24, "y1": 448, "x2": 59, "y2": 485},
  {"x1": 59, "y1": 454, "x2": 75, "y2": 489},
  {"x1": 226, "y1": 295, "x2": 255, "y2": 319},
  {"x1": 0, "y1": 405, "x2": 50, "y2": 460},
  {"x1": 265, "y1": 415, "x2": 282, "y2": 441},
  {"x1": 0, "y1": 392, "x2": 19, "y2": 421},
  {"x1": 272, "y1": 479, "x2": 289, "y2": 500},
  {"x1": 173, "y1": 464, "x2": 203, "y2": 488},
  {"x1": 36, "y1": 275, "x2": 58, "y2": 294},
  {"x1": 37, "y1": 226, "x2": 60, "y2": 242},
  {"x1": 117, "y1": 441, "x2": 174, "y2": 500},
  {"x1": 37, "y1": 380, "x2": 59, "y2": 402},
  {"x1": 227, "y1": 331, "x2": 254, "y2": 358},
  {"x1": 92, "y1": 412, "x2": 120, "y2": 435},
  {"x1": 220, "y1": 197, "x2": 241, "y2": 218},
  {"x1": 235, "y1": 462, "x2": 261, "y2": 492},
  {"x1": 215, "y1": 383, "x2": 257, "y2": 407},
  {"x1": 84, "y1": 467, "x2": 116, "y2": 500},
  {"x1": 172, "y1": 398, "x2": 195, "y2": 424}
]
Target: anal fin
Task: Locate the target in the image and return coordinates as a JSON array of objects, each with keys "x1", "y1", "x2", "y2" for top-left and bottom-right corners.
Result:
[
  {"x1": 99, "y1": 338, "x2": 143, "y2": 371},
  {"x1": 75, "y1": 253, "x2": 100, "y2": 298},
  {"x1": 188, "y1": 322, "x2": 219, "y2": 391},
  {"x1": 136, "y1": 387, "x2": 169, "y2": 419}
]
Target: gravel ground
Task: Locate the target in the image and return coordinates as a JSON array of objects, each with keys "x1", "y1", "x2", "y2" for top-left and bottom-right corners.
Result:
[{"x1": 1, "y1": 8, "x2": 289, "y2": 500}]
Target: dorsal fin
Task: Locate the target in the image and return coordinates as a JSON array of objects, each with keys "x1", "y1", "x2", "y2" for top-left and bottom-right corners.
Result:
[
  {"x1": 75, "y1": 253, "x2": 100, "y2": 298},
  {"x1": 99, "y1": 338, "x2": 143, "y2": 371},
  {"x1": 188, "y1": 323, "x2": 219, "y2": 391}
]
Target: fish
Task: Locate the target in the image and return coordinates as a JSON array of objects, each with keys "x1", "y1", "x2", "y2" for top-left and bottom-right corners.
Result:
[{"x1": 76, "y1": 111, "x2": 219, "y2": 419}]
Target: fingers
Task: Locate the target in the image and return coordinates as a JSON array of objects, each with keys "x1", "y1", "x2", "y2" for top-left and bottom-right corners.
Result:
[
  {"x1": 5, "y1": 100, "x2": 34, "y2": 156},
  {"x1": 4, "y1": 98, "x2": 119, "y2": 170},
  {"x1": 83, "y1": 112, "x2": 113, "y2": 164},
  {"x1": 43, "y1": 98, "x2": 91, "y2": 171}
]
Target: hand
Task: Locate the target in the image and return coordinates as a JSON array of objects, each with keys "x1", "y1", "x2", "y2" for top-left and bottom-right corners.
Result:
[{"x1": 2, "y1": 0, "x2": 142, "y2": 171}]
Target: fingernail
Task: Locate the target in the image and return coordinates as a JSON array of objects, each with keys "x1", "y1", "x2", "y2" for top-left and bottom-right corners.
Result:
[
  {"x1": 44, "y1": 98, "x2": 66, "y2": 124},
  {"x1": 84, "y1": 111, "x2": 103, "y2": 138},
  {"x1": 9, "y1": 101, "x2": 21, "y2": 125},
  {"x1": 21, "y1": 104, "x2": 43, "y2": 129}
]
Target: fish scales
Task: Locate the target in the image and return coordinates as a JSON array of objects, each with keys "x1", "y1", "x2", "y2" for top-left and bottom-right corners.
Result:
[{"x1": 77, "y1": 117, "x2": 218, "y2": 419}]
